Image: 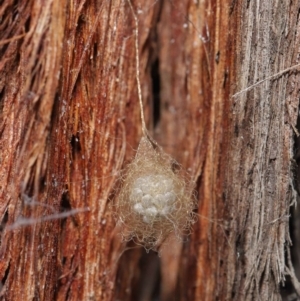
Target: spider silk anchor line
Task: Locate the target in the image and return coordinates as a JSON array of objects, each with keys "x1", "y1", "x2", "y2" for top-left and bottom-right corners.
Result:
[{"x1": 115, "y1": 0, "x2": 197, "y2": 251}]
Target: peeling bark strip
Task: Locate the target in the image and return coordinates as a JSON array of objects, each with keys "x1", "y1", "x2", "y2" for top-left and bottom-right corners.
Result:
[
  {"x1": 157, "y1": 0, "x2": 300, "y2": 300},
  {"x1": 0, "y1": 0, "x2": 154, "y2": 299},
  {"x1": 0, "y1": 0, "x2": 299, "y2": 301},
  {"x1": 224, "y1": 0, "x2": 300, "y2": 300},
  {"x1": 156, "y1": 0, "x2": 234, "y2": 300},
  {"x1": 0, "y1": 0, "x2": 67, "y2": 300}
]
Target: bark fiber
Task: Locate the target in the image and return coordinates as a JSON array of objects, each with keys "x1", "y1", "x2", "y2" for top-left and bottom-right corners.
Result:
[{"x1": 0, "y1": 0, "x2": 299, "y2": 300}]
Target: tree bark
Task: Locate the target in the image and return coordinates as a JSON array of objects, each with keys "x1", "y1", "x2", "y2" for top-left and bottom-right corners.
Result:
[{"x1": 0, "y1": 0, "x2": 300, "y2": 300}]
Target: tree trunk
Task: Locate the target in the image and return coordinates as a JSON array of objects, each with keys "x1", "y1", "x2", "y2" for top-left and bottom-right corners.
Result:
[{"x1": 0, "y1": 0, "x2": 299, "y2": 300}]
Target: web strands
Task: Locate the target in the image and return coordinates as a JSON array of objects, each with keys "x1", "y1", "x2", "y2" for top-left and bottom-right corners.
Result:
[{"x1": 116, "y1": 137, "x2": 196, "y2": 250}]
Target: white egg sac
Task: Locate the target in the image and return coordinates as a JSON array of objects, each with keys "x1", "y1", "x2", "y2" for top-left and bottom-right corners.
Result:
[{"x1": 130, "y1": 175, "x2": 176, "y2": 223}]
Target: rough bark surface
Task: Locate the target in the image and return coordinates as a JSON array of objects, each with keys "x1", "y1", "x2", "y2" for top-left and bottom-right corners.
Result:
[
  {"x1": 0, "y1": 0, "x2": 154, "y2": 300},
  {"x1": 225, "y1": 1, "x2": 300, "y2": 300},
  {"x1": 0, "y1": 0, "x2": 299, "y2": 301}
]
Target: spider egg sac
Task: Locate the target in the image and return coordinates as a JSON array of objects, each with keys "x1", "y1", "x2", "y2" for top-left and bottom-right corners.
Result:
[{"x1": 116, "y1": 137, "x2": 196, "y2": 250}]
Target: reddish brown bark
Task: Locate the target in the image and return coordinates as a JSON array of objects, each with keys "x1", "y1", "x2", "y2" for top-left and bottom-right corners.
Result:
[
  {"x1": 0, "y1": 0, "x2": 157, "y2": 300},
  {"x1": 0, "y1": 0, "x2": 300, "y2": 300}
]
